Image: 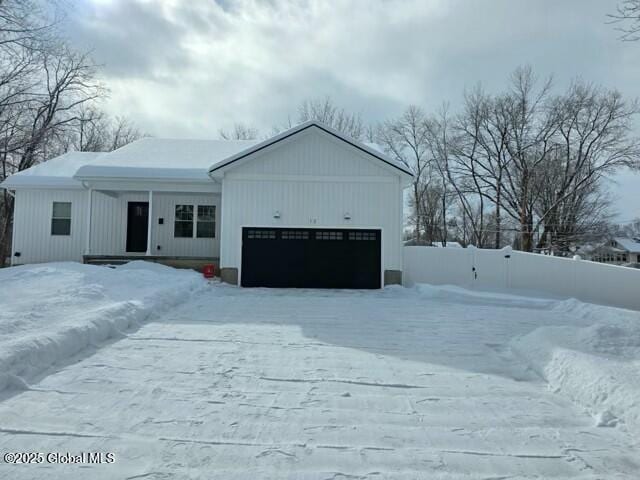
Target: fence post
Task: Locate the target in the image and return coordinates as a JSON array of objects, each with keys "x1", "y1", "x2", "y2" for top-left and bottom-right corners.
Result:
[
  {"x1": 572, "y1": 254, "x2": 581, "y2": 300},
  {"x1": 467, "y1": 245, "x2": 477, "y2": 288},
  {"x1": 503, "y1": 246, "x2": 512, "y2": 290}
]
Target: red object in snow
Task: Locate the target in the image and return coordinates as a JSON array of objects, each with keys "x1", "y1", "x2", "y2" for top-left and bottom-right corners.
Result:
[{"x1": 203, "y1": 264, "x2": 215, "y2": 279}]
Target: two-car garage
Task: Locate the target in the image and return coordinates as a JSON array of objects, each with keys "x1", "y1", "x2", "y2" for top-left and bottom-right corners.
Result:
[
  {"x1": 212, "y1": 122, "x2": 412, "y2": 288},
  {"x1": 241, "y1": 227, "x2": 381, "y2": 289}
]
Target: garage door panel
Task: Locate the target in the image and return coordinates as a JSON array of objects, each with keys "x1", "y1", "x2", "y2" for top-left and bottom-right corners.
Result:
[{"x1": 241, "y1": 228, "x2": 381, "y2": 289}]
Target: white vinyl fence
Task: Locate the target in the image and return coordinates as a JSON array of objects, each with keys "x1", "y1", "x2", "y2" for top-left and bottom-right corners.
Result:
[{"x1": 403, "y1": 246, "x2": 640, "y2": 311}]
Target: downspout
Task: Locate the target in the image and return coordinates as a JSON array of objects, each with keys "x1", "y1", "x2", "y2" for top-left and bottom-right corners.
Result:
[
  {"x1": 146, "y1": 190, "x2": 153, "y2": 256},
  {"x1": 6, "y1": 189, "x2": 16, "y2": 266},
  {"x1": 208, "y1": 169, "x2": 225, "y2": 280},
  {"x1": 81, "y1": 182, "x2": 92, "y2": 260}
]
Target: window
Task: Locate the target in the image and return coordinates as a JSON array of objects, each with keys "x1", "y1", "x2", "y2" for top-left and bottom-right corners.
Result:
[
  {"x1": 51, "y1": 202, "x2": 71, "y2": 235},
  {"x1": 282, "y1": 230, "x2": 309, "y2": 240},
  {"x1": 348, "y1": 231, "x2": 377, "y2": 241},
  {"x1": 247, "y1": 229, "x2": 276, "y2": 239},
  {"x1": 315, "y1": 231, "x2": 343, "y2": 241},
  {"x1": 174, "y1": 205, "x2": 194, "y2": 238},
  {"x1": 197, "y1": 205, "x2": 215, "y2": 238}
]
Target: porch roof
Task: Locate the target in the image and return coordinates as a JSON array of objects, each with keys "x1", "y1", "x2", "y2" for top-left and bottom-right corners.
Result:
[
  {"x1": 74, "y1": 138, "x2": 258, "y2": 182},
  {"x1": 1, "y1": 138, "x2": 259, "y2": 189},
  {"x1": 0, "y1": 152, "x2": 103, "y2": 189}
]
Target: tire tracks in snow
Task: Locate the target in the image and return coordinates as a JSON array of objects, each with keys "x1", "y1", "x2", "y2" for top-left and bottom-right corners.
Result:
[{"x1": 257, "y1": 376, "x2": 431, "y2": 389}]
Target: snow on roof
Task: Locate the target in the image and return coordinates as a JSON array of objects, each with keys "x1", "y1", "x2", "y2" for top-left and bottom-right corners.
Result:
[
  {"x1": 0, "y1": 152, "x2": 103, "y2": 189},
  {"x1": 74, "y1": 138, "x2": 258, "y2": 182},
  {"x1": 614, "y1": 237, "x2": 640, "y2": 253},
  {"x1": 2, "y1": 122, "x2": 411, "y2": 188}
]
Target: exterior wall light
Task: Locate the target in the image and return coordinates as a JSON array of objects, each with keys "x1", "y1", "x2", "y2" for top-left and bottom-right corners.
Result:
[
  {"x1": 273, "y1": 210, "x2": 281, "y2": 219},
  {"x1": 344, "y1": 212, "x2": 351, "y2": 220}
]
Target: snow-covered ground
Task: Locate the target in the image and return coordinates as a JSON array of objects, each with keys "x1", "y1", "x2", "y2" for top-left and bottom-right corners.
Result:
[
  {"x1": 0, "y1": 262, "x2": 206, "y2": 390},
  {"x1": 0, "y1": 267, "x2": 639, "y2": 478}
]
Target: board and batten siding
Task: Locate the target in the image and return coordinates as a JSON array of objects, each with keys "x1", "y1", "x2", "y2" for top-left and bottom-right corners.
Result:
[
  {"x1": 148, "y1": 192, "x2": 220, "y2": 257},
  {"x1": 90, "y1": 191, "x2": 220, "y2": 257},
  {"x1": 11, "y1": 189, "x2": 220, "y2": 264},
  {"x1": 12, "y1": 188, "x2": 88, "y2": 264},
  {"x1": 219, "y1": 128, "x2": 405, "y2": 273}
]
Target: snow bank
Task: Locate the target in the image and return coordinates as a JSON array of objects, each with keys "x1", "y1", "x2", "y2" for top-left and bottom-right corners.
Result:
[
  {"x1": 510, "y1": 301, "x2": 640, "y2": 434},
  {"x1": 415, "y1": 283, "x2": 640, "y2": 436},
  {"x1": 0, "y1": 261, "x2": 206, "y2": 391},
  {"x1": 414, "y1": 283, "x2": 558, "y2": 309}
]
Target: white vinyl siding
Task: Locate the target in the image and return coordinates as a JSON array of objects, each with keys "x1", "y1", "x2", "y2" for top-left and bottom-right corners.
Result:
[
  {"x1": 12, "y1": 189, "x2": 220, "y2": 264},
  {"x1": 219, "y1": 128, "x2": 404, "y2": 273},
  {"x1": 89, "y1": 191, "x2": 148, "y2": 255},
  {"x1": 90, "y1": 192, "x2": 220, "y2": 257},
  {"x1": 12, "y1": 189, "x2": 87, "y2": 264}
]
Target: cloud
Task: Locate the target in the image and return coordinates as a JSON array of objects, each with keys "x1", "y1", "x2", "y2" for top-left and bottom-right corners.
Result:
[
  {"x1": 61, "y1": 0, "x2": 640, "y2": 219},
  {"x1": 65, "y1": 0, "x2": 638, "y2": 139}
]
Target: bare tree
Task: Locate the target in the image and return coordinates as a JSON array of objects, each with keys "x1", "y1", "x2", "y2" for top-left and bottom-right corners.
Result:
[
  {"x1": 72, "y1": 105, "x2": 108, "y2": 151},
  {"x1": 218, "y1": 122, "x2": 258, "y2": 140},
  {"x1": 273, "y1": 97, "x2": 367, "y2": 140},
  {"x1": 609, "y1": 0, "x2": 640, "y2": 41},
  {"x1": 296, "y1": 97, "x2": 365, "y2": 140},
  {"x1": 377, "y1": 106, "x2": 437, "y2": 244},
  {"x1": 533, "y1": 81, "x2": 639, "y2": 252},
  {"x1": 613, "y1": 217, "x2": 640, "y2": 237},
  {"x1": 0, "y1": 2, "x2": 106, "y2": 265},
  {"x1": 423, "y1": 106, "x2": 460, "y2": 246},
  {"x1": 61, "y1": 108, "x2": 147, "y2": 153},
  {"x1": 13, "y1": 49, "x2": 104, "y2": 173},
  {"x1": 108, "y1": 115, "x2": 145, "y2": 150},
  {"x1": 436, "y1": 68, "x2": 638, "y2": 252},
  {"x1": 443, "y1": 87, "x2": 510, "y2": 248}
]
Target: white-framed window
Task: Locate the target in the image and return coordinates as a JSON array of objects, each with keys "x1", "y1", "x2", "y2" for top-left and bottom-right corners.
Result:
[
  {"x1": 196, "y1": 205, "x2": 215, "y2": 238},
  {"x1": 174, "y1": 205, "x2": 194, "y2": 238},
  {"x1": 51, "y1": 202, "x2": 71, "y2": 236},
  {"x1": 174, "y1": 204, "x2": 216, "y2": 238}
]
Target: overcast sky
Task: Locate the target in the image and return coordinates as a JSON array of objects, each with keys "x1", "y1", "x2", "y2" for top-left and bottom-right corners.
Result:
[{"x1": 65, "y1": 0, "x2": 640, "y2": 220}]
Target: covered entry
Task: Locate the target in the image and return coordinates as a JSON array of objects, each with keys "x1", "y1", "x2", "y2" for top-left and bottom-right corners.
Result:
[{"x1": 241, "y1": 227, "x2": 381, "y2": 289}]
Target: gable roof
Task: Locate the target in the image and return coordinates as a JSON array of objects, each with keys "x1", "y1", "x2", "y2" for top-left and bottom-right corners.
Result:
[
  {"x1": 208, "y1": 120, "x2": 413, "y2": 178},
  {"x1": 0, "y1": 152, "x2": 103, "y2": 189},
  {"x1": 1, "y1": 121, "x2": 413, "y2": 188}
]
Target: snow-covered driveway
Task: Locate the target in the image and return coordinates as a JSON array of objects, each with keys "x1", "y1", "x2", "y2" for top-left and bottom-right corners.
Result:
[{"x1": 1, "y1": 284, "x2": 638, "y2": 479}]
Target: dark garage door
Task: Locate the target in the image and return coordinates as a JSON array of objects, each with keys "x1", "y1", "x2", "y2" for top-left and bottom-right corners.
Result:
[{"x1": 241, "y1": 228, "x2": 381, "y2": 289}]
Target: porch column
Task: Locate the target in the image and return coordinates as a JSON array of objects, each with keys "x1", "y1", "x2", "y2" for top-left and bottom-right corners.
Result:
[
  {"x1": 146, "y1": 190, "x2": 153, "y2": 256},
  {"x1": 85, "y1": 188, "x2": 93, "y2": 255}
]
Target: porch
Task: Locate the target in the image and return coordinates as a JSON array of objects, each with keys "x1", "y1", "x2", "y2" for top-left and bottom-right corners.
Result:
[
  {"x1": 84, "y1": 188, "x2": 221, "y2": 267},
  {"x1": 83, "y1": 254, "x2": 219, "y2": 271}
]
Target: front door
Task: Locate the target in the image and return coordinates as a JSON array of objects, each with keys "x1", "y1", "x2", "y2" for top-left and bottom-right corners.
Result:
[{"x1": 126, "y1": 202, "x2": 149, "y2": 253}]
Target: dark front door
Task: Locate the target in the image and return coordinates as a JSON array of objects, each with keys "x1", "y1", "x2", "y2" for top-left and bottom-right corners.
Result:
[
  {"x1": 241, "y1": 228, "x2": 381, "y2": 289},
  {"x1": 126, "y1": 202, "x2": 149, "y2": 253}
]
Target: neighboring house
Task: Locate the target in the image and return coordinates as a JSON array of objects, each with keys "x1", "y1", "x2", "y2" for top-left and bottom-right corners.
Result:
[
  {"x1": 1, "y1": 121, "x2": 412, "y2": 288},
  {"x1": 580, "y1": 237, "x2": 640, "y2": 265}
]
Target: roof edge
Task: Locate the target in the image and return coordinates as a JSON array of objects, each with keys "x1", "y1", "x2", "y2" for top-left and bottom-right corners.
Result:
[{"x1": 208, "y1": 120, "x2": 414, "y2": 178}]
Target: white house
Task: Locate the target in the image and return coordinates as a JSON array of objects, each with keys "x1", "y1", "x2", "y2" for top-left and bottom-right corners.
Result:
[
  {"x1": 581, "y1": 237, "x2": 640, "y2": 266},
  {"x1": 1, "y1": 121, "x2": 413, "y2": 288}
]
